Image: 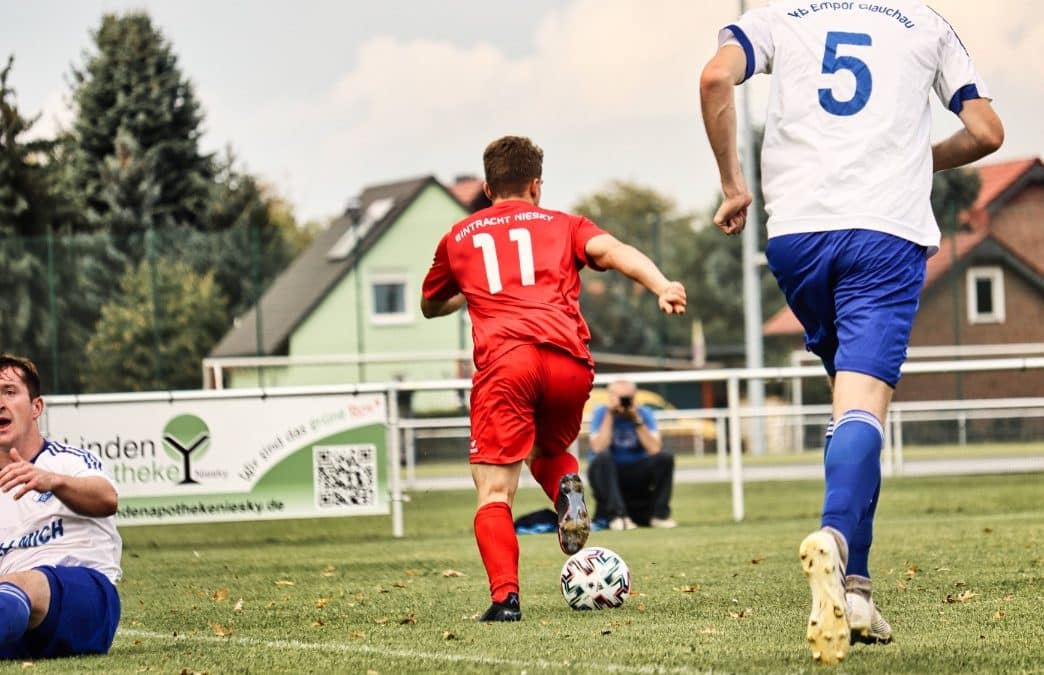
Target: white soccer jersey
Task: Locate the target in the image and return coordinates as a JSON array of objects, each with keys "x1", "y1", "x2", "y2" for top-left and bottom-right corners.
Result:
[
  {"x1": 721, "y1": 0, "x2": 989, "y2": 254},
  {"x1": 0, "y1": 439, "x2": 123, "y2": 584}
]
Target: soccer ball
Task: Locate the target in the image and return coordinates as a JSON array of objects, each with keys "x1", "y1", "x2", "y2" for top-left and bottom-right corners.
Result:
[{"x1": 560, "y1": 546, "x2": 631, "y2": 610}]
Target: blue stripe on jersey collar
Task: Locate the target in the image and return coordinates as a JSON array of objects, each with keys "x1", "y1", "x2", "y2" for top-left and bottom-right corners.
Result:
[
  {"x1": 948, "y1": 83, "x2": 981, "y2": 115},
  {"x1": 724, "y1": 24, "x2": 756, "y2": 83}
]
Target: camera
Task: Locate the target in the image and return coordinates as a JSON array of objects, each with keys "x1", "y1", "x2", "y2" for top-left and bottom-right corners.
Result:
[{"x1": 618, "y1": 395, "x2": 634, "y2": 408}]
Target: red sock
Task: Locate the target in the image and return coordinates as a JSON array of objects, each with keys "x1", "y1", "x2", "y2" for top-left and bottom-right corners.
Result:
[
  {"x1": 474, "y1": 501, "x2": 519, "y2": 603},
  {"x1": 529, "y1": 452, "x2": 579, "y2": 503}
]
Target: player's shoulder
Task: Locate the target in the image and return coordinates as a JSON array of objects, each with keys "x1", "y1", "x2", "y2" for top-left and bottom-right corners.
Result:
[{"x1": 38, "y1": 438, "x2": 105, "y2": 472}]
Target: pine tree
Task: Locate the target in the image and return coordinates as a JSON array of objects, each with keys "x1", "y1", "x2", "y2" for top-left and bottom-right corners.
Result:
[
  {"x1": 0, "y1": 56, "x2": 58, "y2": 378},
  {"x1": 82, "y1": 257, "x2": 228, "y2": 392},
  {"x1": 67, "y1": 11, "x2": 212, "y2": 250}
]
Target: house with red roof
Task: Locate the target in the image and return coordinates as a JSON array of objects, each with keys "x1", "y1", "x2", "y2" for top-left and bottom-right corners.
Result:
[{"x1": 763, "y1": 157, "x2": 1044, "y2": 401}]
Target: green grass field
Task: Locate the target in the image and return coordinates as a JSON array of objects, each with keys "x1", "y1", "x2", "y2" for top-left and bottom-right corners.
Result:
[{"x1": 5, "y1": 473, "x2": 1043, "y2": 674}]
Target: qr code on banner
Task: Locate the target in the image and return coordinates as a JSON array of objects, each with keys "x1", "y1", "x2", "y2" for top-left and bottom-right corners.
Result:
[{"x1": 313, "y1": 444, "x2": 377, "y2": 510}]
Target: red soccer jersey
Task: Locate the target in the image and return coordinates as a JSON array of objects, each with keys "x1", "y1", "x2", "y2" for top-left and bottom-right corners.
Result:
[{"x1": 422, "y1": 199, "x2": 607, "y2": 370}]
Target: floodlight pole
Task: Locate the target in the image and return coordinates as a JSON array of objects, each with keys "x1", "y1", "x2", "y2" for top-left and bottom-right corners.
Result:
[{"x1": 739, "y1": 0, "x2": 766, "y2": 456}]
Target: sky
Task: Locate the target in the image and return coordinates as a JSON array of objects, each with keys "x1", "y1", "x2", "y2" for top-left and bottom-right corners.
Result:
[{"x1": 3, "y1": 0, "x2": 1042, "y2": 224}]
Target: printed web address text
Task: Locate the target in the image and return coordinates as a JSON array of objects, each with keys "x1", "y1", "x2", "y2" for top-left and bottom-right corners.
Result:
[{"x1": 119, "y1": 499, "x2": 286, "y2": 520}]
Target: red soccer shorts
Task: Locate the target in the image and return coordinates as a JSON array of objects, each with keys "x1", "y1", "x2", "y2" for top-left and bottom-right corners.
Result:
[{"x1": 468, "y1": 344, "x2": 594, "y2": 465}]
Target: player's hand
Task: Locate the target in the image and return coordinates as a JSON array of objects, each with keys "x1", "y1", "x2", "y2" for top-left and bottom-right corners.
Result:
[
  {"x1": 657, "y1": 281, "x2": 687, "y2": 315},
  {"x1": 0, "y1": 447, "x2": 61, "y2": 500},
  {"x1": 713, "y1": 190, "x2": 752, "y2": 236}
]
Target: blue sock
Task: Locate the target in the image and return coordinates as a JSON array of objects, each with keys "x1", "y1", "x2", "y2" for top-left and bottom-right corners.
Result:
[
  {"x1": 0, "y1": 582, "x2": 31, "y2": 646},
  {"x1": 847, "y1": 480, "x2": 880, "y2": 578},
  {"x1": 821, "y1": 410, "x2": 883, "y2": 564}
]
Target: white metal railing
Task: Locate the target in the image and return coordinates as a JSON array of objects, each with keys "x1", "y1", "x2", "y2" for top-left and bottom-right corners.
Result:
[
  {"x1": 47, "y1": 356, "x2": 1044, "y2": 534},
  {"x1": 388, "y1": 357, "x2": 1044, "y2": 522}
]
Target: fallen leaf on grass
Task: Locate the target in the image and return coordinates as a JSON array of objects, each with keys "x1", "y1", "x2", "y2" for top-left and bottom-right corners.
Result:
[
  {"x1": 212, "y1": 588, "x2": 229, "y2": 602},
  {"x1": 675, "y1": 584, "x2": 701, "y2": 593},
  {"x1": 399, "y1": 614, "x2": 417, "y2": 625},
  {"x1": 442, "y1": 569, "x2": 464, "y2": 577},
  {"x1": 751, "y1": 557, "x2": 766, "y2": 565},
  {"x1": 320, "y1": 565, "x2": 336, "y2": 578},
  {"x1": 350, "y1": 632, "x2": 366, "y2": 639},
  {"x1": 993, "y1": 610, "x2": 1005, "y2": 620},
  {"x1": 315, "y1": 598, "x2": 330, "y2": 609},
  {"x1": 983, "y1": 527, "x2": 993, "y2": 534},
  {"x1": 729, "y1": 608, "x2": 753, "y2": 619},
  {"x1": 211, "y1": 623, "x2": 234, "y2": 637},
  {"x1": 274, "y1": 579, "x2": 295, "y2": 586},
  {"x1": 934, "y1": 567, "x2": 951, "y2": 572},
  {"x1": 374, "y1": 617, "x2": 389, "y2": 625},
  {"x1": 392, "y1": 581, "x2": 410, "y2": 589},
  {"x1": 601, "y1": 629, "x2": 612, "y2": 635},
  {"x1": 905, "y1": 564, "x2": 919, "y2": 578},
  {"x1": 945, "y1": 591, "x2": 977, "y2": 604},
  {"x1": 233, "y1": 599, "x2": 244, "y2": 613},
  {"x1": 895, "y1": 581, "x2": 909, "y2": 591},
  {"x1": 312, "y1": 619, "x2": 325, "y2": 628},
  {"x1": 954, "y1": 581, "x2": 967, "y2": 588},
  {"x1": 442, "y1": 631, "x2": 456, "y2": 641},
  {"x1": 636, "y1": 603, "x2": 647, "y2": 613}
]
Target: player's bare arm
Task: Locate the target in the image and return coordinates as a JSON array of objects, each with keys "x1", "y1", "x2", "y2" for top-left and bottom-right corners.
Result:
[
  {"x1": 699, "y1": 44, "x2": 752, "y2": 235},
  {"x1": 932, "y1": 98, "x2": 1004, "y2": 172},
  {"x1": 0, "y1": 447, "x2": 118, "y2": 517},
  {"x1": 584, "y1": 233, "x2": 686, "y2": 315},
  {"x1": 420, "y1": 293, "x2": 466, "y2": 319}
]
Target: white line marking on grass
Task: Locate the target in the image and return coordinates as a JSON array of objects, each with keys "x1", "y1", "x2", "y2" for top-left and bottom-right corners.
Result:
[{"x1": 119, "y1": 628, "x2": 703, "y2": 674}]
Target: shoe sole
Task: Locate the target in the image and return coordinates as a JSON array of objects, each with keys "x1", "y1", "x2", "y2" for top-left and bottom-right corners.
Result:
[
  {"x1": 800, "y1": 531, "x2": 850, "y2": 665},
  {"x1": 557, "y1": 475, "x2": 590, "y2": 555}
]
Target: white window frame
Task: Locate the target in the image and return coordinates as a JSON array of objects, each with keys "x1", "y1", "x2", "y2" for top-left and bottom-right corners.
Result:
[
  {"x1": 369, "y1": 272, "x2": 413, "y2": 326},
  {"x1": 966, "y1": 266, "x2": 1005, "y2": 324}
]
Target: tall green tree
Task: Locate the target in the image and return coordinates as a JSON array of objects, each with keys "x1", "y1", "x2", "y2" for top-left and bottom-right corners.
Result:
[
  {"x1": 573, "y1": 180, "x2": 786, "y2": 363},
  {"x1": 931, "y1": 168, "x2": 981, "y2": 232},
  {"x1": 574, "y1": 182, "x2": 694, "y2": 357},
  {"x1": 82, "y1": 258, "x2": 228, "y2": 392},
  {"x1": 192, "y1": 152, "x2": 311, "y2": 318},
  {"x1": 67, "y1": 11, "x2": 212, "y2": 247},
  {"x1": 0, "y1": 56, "x2": 62, "y2": 380}
]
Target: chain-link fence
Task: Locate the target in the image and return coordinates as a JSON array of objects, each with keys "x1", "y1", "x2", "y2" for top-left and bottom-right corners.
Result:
[{"x1": 1, "y1": 226, "x2": 285, "y2": 394}]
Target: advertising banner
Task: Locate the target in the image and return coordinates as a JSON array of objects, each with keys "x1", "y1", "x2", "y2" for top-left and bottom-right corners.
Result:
[{"x1": 42, "y1": 393, "x2": 388, "y2": 526}]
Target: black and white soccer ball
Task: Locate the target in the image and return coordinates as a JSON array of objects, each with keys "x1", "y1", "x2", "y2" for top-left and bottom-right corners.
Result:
[{"x1": 560, "y1": 546, "x2": 631, "y2": 610}]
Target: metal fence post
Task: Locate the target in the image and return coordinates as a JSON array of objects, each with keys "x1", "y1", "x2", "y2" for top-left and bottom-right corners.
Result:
[
  {"x1": 386, "y1": 383, "x2": 404, "y2": 538},
  {"x1": 727, "y1": 376, "x2": 745, "y2": 522}
]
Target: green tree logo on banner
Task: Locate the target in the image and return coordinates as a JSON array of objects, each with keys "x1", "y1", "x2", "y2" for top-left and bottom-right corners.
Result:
[{"x1": 162, "y1": 414, "x2": 211, "y2": 485}]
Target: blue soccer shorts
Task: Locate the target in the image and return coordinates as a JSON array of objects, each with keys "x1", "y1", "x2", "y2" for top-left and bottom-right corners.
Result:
[
  {"x1": 0, "y1": 566, "x2": 121, "y2": 659},
  {"x1": 765, "y1": 229, "x2": 927, "y2": 388}
]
